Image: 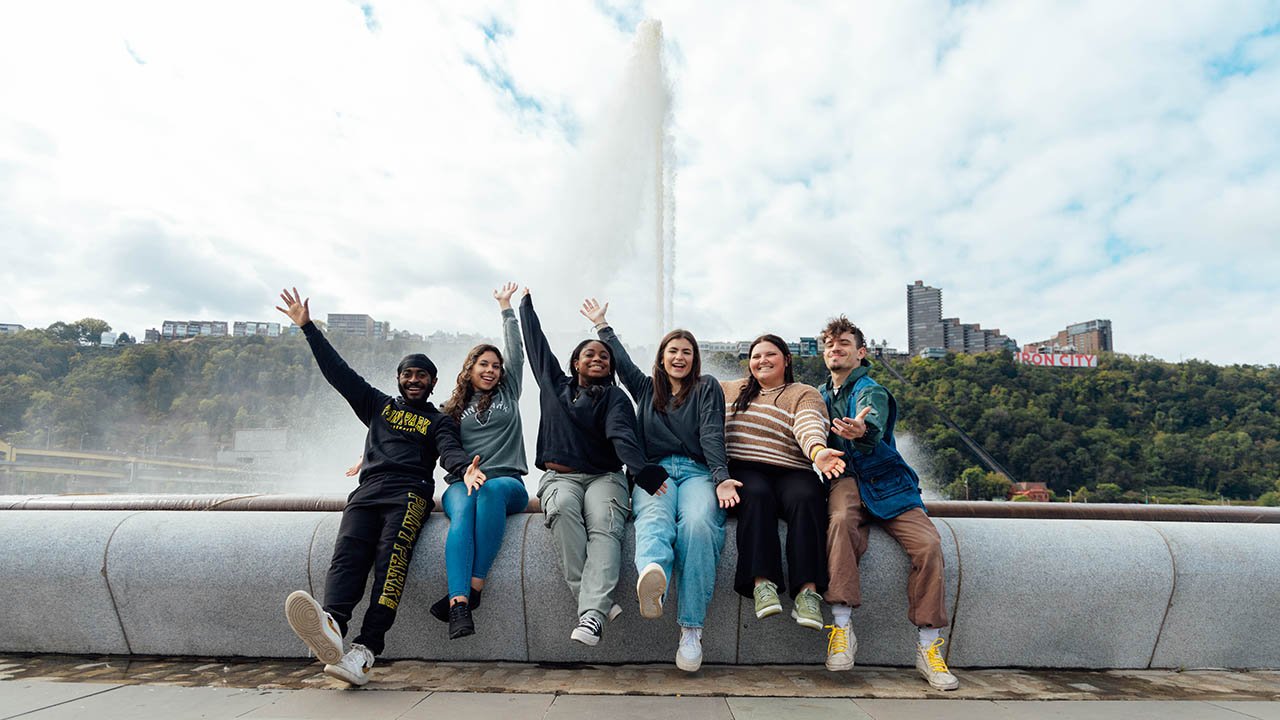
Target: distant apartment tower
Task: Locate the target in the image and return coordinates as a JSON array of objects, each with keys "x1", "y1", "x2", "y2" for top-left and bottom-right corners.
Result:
[
  {"x1": 1023, "y1": 319, "x2": 1113, "y2": 354},
  {"x1": 907, "y1": 281, "x2": 945, "y2": 356},
  {"x1": 327, "y1": 313, "x2": 376, "y2": 337},
  {"x1": 372, "y1": 320, "x2": 389, "y2": 342},
  {"x1": 907, "y1": 281, "x2": 1016, "y2": 356},
  {"x1": 0, "y1": 323, "x2": 25, "y2": 335},
  {"x1": 161, "y1": 320, "x2": 228, "y2": 340},
  {"x1": 233, "y1": 321, "x2": 281, "y2": 338}
]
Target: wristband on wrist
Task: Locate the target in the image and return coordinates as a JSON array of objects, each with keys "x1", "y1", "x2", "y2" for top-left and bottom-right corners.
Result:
[
  {"x1": 593, "y1": 321, "x2": 608, "y2": 330},
  {"x1": 809, "y1": 445, "x2": 824, "y2": 461}
]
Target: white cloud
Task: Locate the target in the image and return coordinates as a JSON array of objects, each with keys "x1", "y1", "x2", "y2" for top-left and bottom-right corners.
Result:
[{"x1": 1, "y1": 0, "x2": 1277, "y2": 364}]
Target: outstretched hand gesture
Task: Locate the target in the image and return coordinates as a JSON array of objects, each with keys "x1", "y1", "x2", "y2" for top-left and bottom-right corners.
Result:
[
  {"x1": 494, "y1": 282, "x2": 518, "y2": 310},
  {"x1": 276, "y1": 287, "x2": 310, "y2": 327},
  {"x1": 579, "y1": 298, "x2": 608, "y2": 327},
  {"x1": 814, "y1": 447, "x2": 846, "y2": 480},
  {"x1": 831, "y1": 406, "x2": 872, "y2": 440},
  {"x1": 463, "y1": 455, "x2": 487, "y2": 496},
  {"x1": 345, "y1": 457, "x2": 362, "y2": 478},
  {"x1": 717, "y1": 478, "x2": 743, "y2": 509}
]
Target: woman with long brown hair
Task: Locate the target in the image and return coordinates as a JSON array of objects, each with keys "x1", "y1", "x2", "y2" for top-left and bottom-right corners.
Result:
[
  {"x1": 580, "y1": 299, "x2": 734, "y2": 672},
  {"x1": 721, "y1": 334, "x2": 845, "y2": 633},
  {"x1": 432, "y1": 282, "x2": 529, "y2": 640}
]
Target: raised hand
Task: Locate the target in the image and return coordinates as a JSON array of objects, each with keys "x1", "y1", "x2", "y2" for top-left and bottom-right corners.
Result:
[
  {"x1": 814, "y1": 447, "x2": 846, "y2": 479},
  {"x1": 494, "y1": 282, "x2": 518, "y2": 310},
  {"x1": 463, "y1": 455, "x2": 487, "y2": 495},
  {"x1": 831, "y1": 406, "x2": 872, "y2": 440},
  {"x1": 717, "y1": 478, "x2": 743, "y2": 509},
  {"x1": 579, "y1": 297, "x2": 609, "y2": 327},
  {"x1": 275, "y1": 287, "x2": 311, "y2": 327}
]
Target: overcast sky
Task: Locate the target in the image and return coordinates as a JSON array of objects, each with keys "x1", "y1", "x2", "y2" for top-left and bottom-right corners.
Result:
[{"x1": 1, "y1": 0, "x2": 1277, "y2": 365}]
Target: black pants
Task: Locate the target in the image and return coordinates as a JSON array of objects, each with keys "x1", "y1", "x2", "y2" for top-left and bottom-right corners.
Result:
[
  {"x1": 730, "y1": 459, "x2": 828, "y2": 599},
  {"x1": 323, "y1": 485, "x2": 432, "y2": 655}
]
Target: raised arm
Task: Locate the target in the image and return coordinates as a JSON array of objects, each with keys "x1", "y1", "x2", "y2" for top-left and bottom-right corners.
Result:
[
  {"x1": 277, "y1": 287, "x2": 387, "y2": 425},
  {"x1": 494, "y1": 282, "x2": 524, "y2": 397},
  {"x1": 582, "y1": 298, "x2": 652, "y2": 401},
  {"x1": 518, "y1": 291, "x2": 565, "y2": 389}
]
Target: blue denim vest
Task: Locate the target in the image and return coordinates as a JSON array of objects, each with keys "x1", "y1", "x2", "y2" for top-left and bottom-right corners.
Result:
[{"x1": 821, "y1": 375, "x2": 926, "y2": 520}]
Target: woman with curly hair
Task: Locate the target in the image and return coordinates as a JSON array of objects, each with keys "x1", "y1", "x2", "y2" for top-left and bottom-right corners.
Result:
[{"x1": 431, "y1": 282, "x2": 530, "y2": 640}]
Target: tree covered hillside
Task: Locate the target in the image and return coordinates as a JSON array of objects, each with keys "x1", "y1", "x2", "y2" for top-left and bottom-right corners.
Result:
[{"x1": 788, "y1": 352, "x2": 1280, "y2": 504}]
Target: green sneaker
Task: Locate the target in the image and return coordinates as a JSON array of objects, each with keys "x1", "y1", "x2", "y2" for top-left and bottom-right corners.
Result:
[
  {"x1": 791, "y1": 588, "x2": 823, "y2": 629},
  {"x1": 753, "y1": 580, "x2": 783, "y2": 618}
]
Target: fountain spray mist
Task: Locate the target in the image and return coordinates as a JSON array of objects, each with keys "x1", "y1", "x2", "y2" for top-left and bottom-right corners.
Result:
[{"x1": 557, "y1": 19, "x2": 674, "y2": 341}]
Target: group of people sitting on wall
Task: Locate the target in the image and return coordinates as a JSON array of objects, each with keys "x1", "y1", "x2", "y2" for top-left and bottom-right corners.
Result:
[{"x1": 273, "y1": 284, "x2": 958, "y2": 692}]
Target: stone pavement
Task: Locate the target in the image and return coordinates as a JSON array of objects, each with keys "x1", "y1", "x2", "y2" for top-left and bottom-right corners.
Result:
[{"x1": 1, "y1": 654, "x2": 1279, "y2": 719}]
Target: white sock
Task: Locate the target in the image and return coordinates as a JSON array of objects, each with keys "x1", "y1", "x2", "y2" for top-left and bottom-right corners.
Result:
[
  {"x1": 918, "y1": 627, "x2": 941, "y2": 647},
  {"x1": 832, "y1": 604, "x2": 852, "y2": 627}
]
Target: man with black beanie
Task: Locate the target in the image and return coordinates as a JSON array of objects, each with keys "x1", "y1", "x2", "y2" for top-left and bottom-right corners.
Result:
[{"x1": 276, "y1": 288, "x2": 483, "y2": 686}]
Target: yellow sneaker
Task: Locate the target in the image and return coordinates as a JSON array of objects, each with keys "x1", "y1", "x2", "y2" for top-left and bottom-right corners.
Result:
[
  {"x1": 915, "y1": 637, "x2": 959, "y2": 690},
  {"x1": 824, "y1": 624, "x2": 856, "y2": 671}
]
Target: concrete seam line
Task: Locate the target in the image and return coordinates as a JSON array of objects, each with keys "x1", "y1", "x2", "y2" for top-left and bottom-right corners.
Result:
[
  {"x1": 2, "y1": 683, "x2": 126, "y2": 720},
  {"x1": 937, "y1": 518, "x2": 962, "y2": 664},
  {"x1": 520, "y1": 512, "x2": 533, "y2": 663},
  {"x1": 1146, "y1": 522, "x2": 1179, "y2": 669},
  {"x1": 102, "y1": 511, "x2": 144, "y2": 655},
  {"x1": 305, "y1": 513, "x2": 328, "y2": 599}
]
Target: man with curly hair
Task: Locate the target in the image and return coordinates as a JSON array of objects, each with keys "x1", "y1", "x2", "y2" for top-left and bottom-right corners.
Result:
[{"x1": 818, "y1": 315, "x2": 958, "y2": 691}]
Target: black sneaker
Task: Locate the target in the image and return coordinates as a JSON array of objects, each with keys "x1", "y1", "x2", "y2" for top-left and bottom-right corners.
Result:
[
  {"x1": 448, "y1": 601, "x2": 475, "y2": 640},
  {"x1": 431, "y1": 588, "x2": 482, "y2": 623},
  {"x1": 570, "y1": 613, "x2": 603, "y2": 646}
]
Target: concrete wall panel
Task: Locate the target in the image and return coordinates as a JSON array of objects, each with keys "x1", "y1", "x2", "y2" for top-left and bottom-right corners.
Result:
[
  {"x1": 106, "y1": 511, "x2": 326, "y2": 657},
  {"x1": 0, "y1": 511, "x2": 132, "y2": 654},
  {"x1": 1149, "y1": 522, "x2": 1280, "y2": 669},
  {"x1": 946, "y1": 518, "x2": 1173, "y2": 668}
]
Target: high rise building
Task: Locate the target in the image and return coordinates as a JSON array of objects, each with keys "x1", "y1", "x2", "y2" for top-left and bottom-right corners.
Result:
[
  {"x1": 326, "y1": 313, "x2": 376, "y2": 338},
  {"x1": 907, "y1": 281, "x2": 1016, "y2": 356},
  {"x1": 1023, "y1": 319, "x2": 1113, "y2": 354},
  {"x1": 907, "y1": 281, "x2": 945, "y2": 356}
]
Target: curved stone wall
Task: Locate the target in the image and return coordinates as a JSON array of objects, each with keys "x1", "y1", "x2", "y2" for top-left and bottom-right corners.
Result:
[{"x1": 0, "y1": 509, "x2": 1276, "y2": 668}]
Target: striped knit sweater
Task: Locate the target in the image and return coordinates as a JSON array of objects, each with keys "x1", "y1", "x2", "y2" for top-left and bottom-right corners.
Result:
[{"x1": 721, "y1": 381, "x2": 830, "y2": 470}]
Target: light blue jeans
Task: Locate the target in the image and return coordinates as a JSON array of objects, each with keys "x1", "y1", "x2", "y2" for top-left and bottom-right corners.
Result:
[
  {"x1": 442, "y1": 476, "x2": 528, "y2": 600},
  {"x1": 631, "y1": 455, "x2": 727, "y2": 628}
]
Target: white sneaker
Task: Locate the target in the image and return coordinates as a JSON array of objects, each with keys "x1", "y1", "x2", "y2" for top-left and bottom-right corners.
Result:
[
  {"x1": 824, "y1": 623, "x2": 856, "y2": 671},
  {"x1": 324, "y1": 643, "x2": 374, "y2": 686},
  {"x1": 636, "y1": 562, "x2": 667, "y2": 619},
  {"x1": 915, "y1": 638, "x2": 960, "y2": 691},
  {"x1": 675, "y1": 627, "x2": 702, "y2": 672},
  {"x1": 284, "y1": 590, "x2": 344, "y2": 665}
]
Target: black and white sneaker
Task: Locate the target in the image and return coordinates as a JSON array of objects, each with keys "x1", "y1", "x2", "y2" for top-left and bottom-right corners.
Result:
[
  {"x1": 570, "y1": 613, "x2": 603, "y2": 646},
  {"x1": 431, "y1": 588, "x2": 482, "y2": 623},
  {"x1": 448, "y1": 601, "x2": 475, "y2": 640}
]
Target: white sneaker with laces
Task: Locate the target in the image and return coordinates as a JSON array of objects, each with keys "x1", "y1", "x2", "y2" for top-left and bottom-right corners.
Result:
[
  {"x1": 284, "y1": 590, "x2": 344, "y2": 665},
  {"x1": 915, "y1": 638, "x2": 960, "y2": 691},
  {"x1": 824, "y1": 622, "x2": 856, "y2": 671},
  {"x1": 323, "y1": 643, "x2": 375, "y2": 686},
  {"x1": 637, "y1": 562, "x2": 667, "y2": 619},
  {"x1": 675, "y1": 627, "x2": 703, "y2": 672}
]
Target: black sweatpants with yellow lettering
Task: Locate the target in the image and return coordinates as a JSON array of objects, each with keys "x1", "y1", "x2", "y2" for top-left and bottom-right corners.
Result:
[{"x1": 322, "y1": 481, "x2": 433, "y2": 656}]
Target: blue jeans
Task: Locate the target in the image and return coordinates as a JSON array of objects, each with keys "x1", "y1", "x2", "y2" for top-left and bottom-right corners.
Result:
[
  {"x1": 631, "y1": 455, "x2": 727, "y2": 628},
  {"x1": 442, "y1": 476, "x2": 529, "y2": 600}
]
